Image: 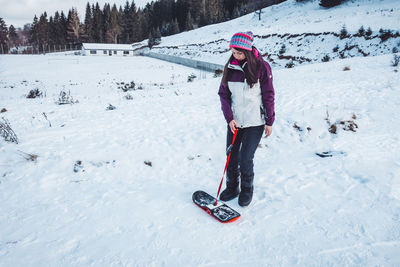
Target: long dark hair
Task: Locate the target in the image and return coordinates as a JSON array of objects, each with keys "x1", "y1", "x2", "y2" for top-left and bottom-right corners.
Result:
[{"x1": 222, "y1": 46, "x2": 262, "y2": 88}]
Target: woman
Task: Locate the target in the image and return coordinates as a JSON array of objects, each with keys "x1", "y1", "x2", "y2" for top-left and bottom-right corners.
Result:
[{"x1": 218, "y1": 31, "x2": 275, "y2": 207}]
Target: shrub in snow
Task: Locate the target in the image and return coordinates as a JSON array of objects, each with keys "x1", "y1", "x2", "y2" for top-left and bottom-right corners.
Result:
[
  {"x1": 118, "y1": 81, "x2": 135, "y2": 92},
  {"x1": 379, "y1": 29, "x2": 393, "y2": 42},
  {"x1": 293, "y1": 123, "x2": 302, "y2": 132},
  {"x1": 125, "y1": 94, "x2": 133, "y2": 100},
  {"x1": 365, "y1": 27, "x2": 373, "y2": 37},
  {"x1": 326, "y1": 112, "x2": 358, "y2": 134},
  {"x1": 73, "y1": 160, "x2": 84, "y2": 173},
  {"x1": 358, "y1": 26, "x2": 365, "y2": 36},
  {"x1": 322, "y1": 55, "x2": 330, "y2": 62},
  {"x1": 339, "y1": 25, "x2": 349, "y2": 40},
  {"x1": 148, "y1": 27, "x2": 161, "y2": 49},
  {"x1": 214, "y1": 69, "x2": 223, "y2": 77},
  {"x1": 187, "y1": 73, "x2": 197, "y2": 82},
  {"x1": 329, "y1": 124, "x2": 337, "y2": 134},
  {"x1": 393, "y1": 47, "x2": 399, "y2": 54},
  {"x1": 26, "y1": 88, "x2": 43, "y2": 99},
  {"x1": 285, "y1": 60, "x2": 294, "y2": 68},
  {"x1": 392, "y1": 55, "x2": 400, "y2": 67},
  {"x1": 333, "y1": 45, "x2": 339, "y2": 53},
  {"x1": 279, "y1": 44, "x2": 286, "y2": 55},
  {"x1": 0, "y1": 118, "x2": 19, "y2": 144},
  {"x1": 56, "y1": 90, "x2": 78, "y2": 105},
  {"x1": 18, "y1": 150, "x2": 38, "y2": 162},
  {"x1": 339, "y1": 120, "x2": 358, "y2": 132},
  {"x1": 106, "y1": 104, "x2": 116, "y2": 110}
]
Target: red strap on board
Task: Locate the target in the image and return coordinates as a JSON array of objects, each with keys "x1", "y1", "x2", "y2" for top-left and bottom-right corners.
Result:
[{"x1": 214, "y1": 128, "x2": 238, "y2": 206}]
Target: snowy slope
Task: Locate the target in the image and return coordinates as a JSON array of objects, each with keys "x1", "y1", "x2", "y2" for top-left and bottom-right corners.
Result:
[
  {"x1": 151, "y1": 0, "x2": 400, "y2": 67},
  {"x1": 1, "y1": 0, "x2": 400, "y2": 265}
]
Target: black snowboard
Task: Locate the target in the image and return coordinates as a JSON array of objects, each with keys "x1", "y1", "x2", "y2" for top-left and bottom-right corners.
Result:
[{"x1": 192, "y1": 190, "x2": 240, "y2": 223}]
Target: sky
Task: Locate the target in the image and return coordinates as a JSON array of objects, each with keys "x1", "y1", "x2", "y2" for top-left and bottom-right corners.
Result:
[{"x1": 0, "y1": 0, "x2": 152, "y2": 29}]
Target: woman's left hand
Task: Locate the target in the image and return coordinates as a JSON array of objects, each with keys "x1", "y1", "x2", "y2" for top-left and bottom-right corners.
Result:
[{"x1": 265, "y1": 125, "x2": 272, "y2": 138}]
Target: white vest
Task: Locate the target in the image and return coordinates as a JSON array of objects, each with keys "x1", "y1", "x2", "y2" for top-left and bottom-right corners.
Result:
[{"x1": 228, "y1": 63, "x2": 265, "y2": 128}]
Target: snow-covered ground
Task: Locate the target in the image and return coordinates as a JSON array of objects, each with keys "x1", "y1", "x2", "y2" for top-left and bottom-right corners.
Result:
[
  {"x1": 1, "y1": 51, "x2": 399, "y2": 265},
  {"x1": 1, "y1": 0, "x2": 400, "y2": 265}
]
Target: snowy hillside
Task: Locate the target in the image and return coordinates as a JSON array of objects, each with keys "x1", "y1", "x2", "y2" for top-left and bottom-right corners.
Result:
[
  {"x1": 1, "y1": 0, "x2": 400, "y2": 265},
  {"x1": 150, "y1": 0, "x2": 400, "y2": 67}
]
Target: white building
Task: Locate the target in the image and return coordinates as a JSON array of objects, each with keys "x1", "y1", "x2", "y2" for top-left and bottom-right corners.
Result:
[{"x1": 82, "y1": 43, "x2": 137, "y2": 56}]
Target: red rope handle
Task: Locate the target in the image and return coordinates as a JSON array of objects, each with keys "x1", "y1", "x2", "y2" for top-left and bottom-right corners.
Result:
[{"x1": 214, "y1": 128, "x2": 238, "y2": 206}]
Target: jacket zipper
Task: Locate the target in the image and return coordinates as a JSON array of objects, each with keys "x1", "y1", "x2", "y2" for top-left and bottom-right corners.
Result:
[{"x1": 228, "y1": 63, "x2": 246, "y2": 128}]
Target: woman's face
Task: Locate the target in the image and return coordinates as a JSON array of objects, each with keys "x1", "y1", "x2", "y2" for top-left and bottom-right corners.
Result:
[{"x1": 231, "y1": 48, "x2": 246, "y2": 61}]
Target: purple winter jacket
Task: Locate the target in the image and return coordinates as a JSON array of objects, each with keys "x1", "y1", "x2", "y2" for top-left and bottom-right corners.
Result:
[{"x1": 218, "y1": 49, "x2": 275, "y2": 126}]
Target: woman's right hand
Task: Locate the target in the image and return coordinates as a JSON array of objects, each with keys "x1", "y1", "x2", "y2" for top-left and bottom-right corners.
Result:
[{"x1": 229, "y1": 120, "x2": 238, "y2": 134}]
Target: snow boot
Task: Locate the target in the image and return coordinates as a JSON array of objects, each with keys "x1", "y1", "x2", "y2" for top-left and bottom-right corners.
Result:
[
  {"x1": 219, "y1": 176, "x2": 240, "y2": 201},
  {"x1": 238, "y1": 175, "x2": 254, "y2": 207},
  {"x1": 238, "y1": 186, "x2": 253, "y2": 207}
]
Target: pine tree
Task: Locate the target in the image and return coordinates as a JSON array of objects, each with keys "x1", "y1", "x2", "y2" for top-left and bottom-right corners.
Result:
[
  {"x1": 223, "y1": 0, "x2": 235, "y2": 19},
  {"x1": 153, "y1": 1, "x2": 163, "y2": 30},
  {"x1": 30, "y1": 15, "x2": 39, "y2": 46},
  {"x1": 175, "y1": 0, "x2": 189, "y2": 31},
  {"x1": 84, "y1": 2, "x2": 94, "y2": 42},
  {"x1": 171, "y1": 18, "x2": 180, "y2": 35},
  {"x1": 232, "y1": 6, "x2": 240, "y2": 19},
  {"x1": 59, "y1": 11, "x2": 68, "y2": 45},
  {"x1": 160, "y1": 22, "x2": 169, "y2": 37},
  {"x1": 120, "y1": 1, "x2": 132, "y2": 43},
  {"x1": 185, "y1": 12, "x2": 194, "y2": 31},
  {"x1": 106, "y1": 4, "x2": 121, "y2": 43},
  {"x1": 206, "y1": 0, "x2": 224, "y2": 24},
  {"x1": 189, "y1": 0, "x2": 205, "y2": 26},
  {"x1": 153, "y1": 27, "x2": 161, "y2": 44},
  {"x1": 139, "y1": 6, "x2": 151, "y2": 41},
  {"x1": 37, "y1": 12, "x2": 49, "y2": 51},
  {"x1": 8, "y1": 25, "x2": 18, "y2": 46},
  {"x1": 148, "y1": 31, "x2": 154, "y2": 48},
  {"x1": 0, "y1": 17, "x2": 8, "y2": 53},
  {"x1": 147, "y1": 27, "x2": 160, "y2": 48},
  {"x1": 53, "y1": 11, "x2": 61, "y2": 44},
  {"x1": 66, "y1": 8, "x2": 82, "y2": 43},
  {"x1": 47, "y1": 17, "x2": 57, "y2": 47},
  {"x1": 199, "y1": 13, "x2": 207, "y2": 27},
  {"x1": 93, "y1": 3, "x2": 104, "y2": 42},
  {"x1": 132, "y1": 11, "x2": 142, "y2": 42},
  {"x1": 103, "y1": 3, "x2": 111, "y2": 43},
  {"x1": 129, "y1": 1, "x2": 140, "y2": 42},
  {"x1": 156, "y1": 0, "x2": 174, "y2": 29}
]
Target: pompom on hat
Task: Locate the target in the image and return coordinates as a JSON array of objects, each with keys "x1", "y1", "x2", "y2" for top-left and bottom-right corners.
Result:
[{"x1": 229, "y1": 31, "x2": 254, "y2": 51}]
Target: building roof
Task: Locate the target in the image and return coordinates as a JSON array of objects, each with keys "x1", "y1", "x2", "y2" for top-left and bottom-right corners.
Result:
[{"x1": 82, "y1": 43, "x2": 134, "y2": 50}]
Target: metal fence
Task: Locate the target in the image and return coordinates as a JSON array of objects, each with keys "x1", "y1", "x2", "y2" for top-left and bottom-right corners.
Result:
[
  {"x1": 142, "y1": 51, "x2": 224, "y2": 73},
  {"x1": 0, "y1": 43, "x2": 82, "y2": 55}
]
